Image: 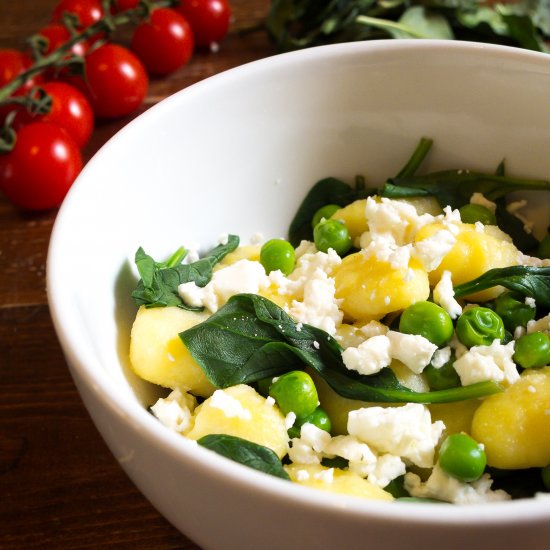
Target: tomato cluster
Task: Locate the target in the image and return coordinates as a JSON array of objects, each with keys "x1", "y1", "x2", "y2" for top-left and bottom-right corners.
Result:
[{"x1": 0, "y1": 0, "x2": 231, "y2": 211}]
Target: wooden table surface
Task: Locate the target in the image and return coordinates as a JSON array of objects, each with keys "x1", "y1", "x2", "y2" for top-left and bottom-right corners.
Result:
[{"x1": 0, "y1": 1, "x2": 273, "y2": 547}]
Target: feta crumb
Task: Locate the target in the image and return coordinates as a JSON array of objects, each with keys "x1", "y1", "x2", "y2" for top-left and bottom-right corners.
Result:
[
  {"x1": 454, "y1": 340, "x2": 519, "y2": 386},
  {"x1": 300, "y1": 423, "x2": 332, "y2": 453},
  {"x1": 348, "y1": 403, "x2": 445, "y2": 468},
  {"x1": 313, "y1": 468, "x2": 334, "y2": 484},
  {"x1": 386, "y1": 331, "x2": 438, "y2": 374},
  {"x1": 217, "y1": 233, "x2": 229, "y2": 245},
  {"x1": 413, "y1": 228, "x2": 457, "y2": 272},
  {"x1": 296, "y1": 469, "x2": 310, "y2": 482},
  {"x1": 404, "y1": 465, "x2": 511, "y2": 504},
  {"x1": 526, "y1": 313, "x2": 550, "y2": 335},
  {"x1": 323, "y1": 435, "x2": 376, "y2": 464},
  {"x1": 433, "y1": 271, "x2": 462, "y2": 319},
  {"x1": 365, "y1": 454, "x2": 406, "y2": 488},
  {"x1": 151, "y1": 389, "x2": 196, "y2": 434},
  {"x1": 285, "y1": 412, "x2": 297, "y2": 430},
  {"x1": 525, "y1": 297, "x2": 536, "y2": 308},
  {"x1": 360, "y1": 320, "x2": 389, "y2": 338},
  {"x1": 210, "y1": 389, "x2": 252, "y2": 420},
  {"x1": 506, "y1": 200, "x2": 534, "y2": 234},
  {"x1": 470, "y1": 192, "x2": 497, "y2": 213},
  {"x1": 266, "y1": 396, "x2": 276, "y2": 407},
  {"x1": 431, "y1": 346, "x2": 452, "y2": 369},
  {"x1": 342, "y1": 335, "x2": 392, "y2": 375},
  {"x1": 288, "y1": 438, "x2": 321, "y2": 465}
]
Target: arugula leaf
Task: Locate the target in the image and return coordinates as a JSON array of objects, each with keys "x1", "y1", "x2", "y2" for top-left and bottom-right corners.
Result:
[
  {"x1": 266, "y1": 0, "x2": 550, "y2": 52},
  {"x1": 454, "y1": 266, "x2": 550, "y2": 307},
  {"x1": 131, "y1": 235, "x2": 239, "y2": 309},
  {"x1": 198, "y1": 434, "x2": 290, "y2": 480},
  {"x1": 180, "y1": 293, "x2": 502, "y2": 404},
  {"x1": 288, "y1": 176, "x2": 371, "y2": 246}
]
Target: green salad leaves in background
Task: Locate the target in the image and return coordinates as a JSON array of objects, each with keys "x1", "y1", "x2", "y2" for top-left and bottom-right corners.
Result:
[{"x1": 266, "y1": 0, "x2": 550, "y2": 53}]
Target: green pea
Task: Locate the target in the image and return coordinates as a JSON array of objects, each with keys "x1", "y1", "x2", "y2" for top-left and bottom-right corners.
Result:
[
  {"x1": 424, "y1": 352, "x2": 460, "y2": 391},
  {"x1": 456, "y1": 307, "x2": 505, "y2": 348},
  {"x1": 493, "y1": 291, "x2": 536, "y2": 332},
  {"x1": 313, "y1": 219, "x2": 352, "y2": 256},
  {"x1": 438, "y1": 433, "x2": 487, "y2": 482},
  {"x1": 399, "y1": 301, "x2": 454, "y2": 346},
  {"x1": 513, "y1": 331, "x2": 550, "y2": 369},
  {"x1": 260, "y1": 238, "x2": 295, "y2": 275},
  {"x1": 458, "y1": 204, "x2": 497, "y2": 225},
  {"x1": 287, "y1": 406, "x2": 332, "y2": 438},
  {"x1": 537, "y1": 234, "x2": 550, "y2": 259},
  {"x1": 269, "y1": 370, "x2": 318, "y2": 419},
  {"x1": 542, "y1": 465, "x2": 550, "y2": 491},
  {"x1": 311, "y1": 204, "x2": 340, "y2": 228}
]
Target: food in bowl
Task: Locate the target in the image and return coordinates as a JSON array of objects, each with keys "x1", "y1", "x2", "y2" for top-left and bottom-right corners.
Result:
[{"x1": 128, "y1": 137, "x2": 550, "y2": 504}]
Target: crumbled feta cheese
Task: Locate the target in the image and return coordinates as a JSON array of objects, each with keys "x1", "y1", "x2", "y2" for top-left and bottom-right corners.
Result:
[
  {"x1": 431, "y1": 346, "x2": 452, "y2": 369},
  {"x1": 404, "y1": 465, "x2": 511, "y2": 504},
  {"x1": 285, "y1": 411, "x2": 297, "y2": 430},
  {"x1": 150, "y1": 389, "x2": 196, "y2": 434},
  {"x1": 217, "y1": 233, "x2": 229, "y2": 245},
  {"x1": 300, "y1": 423, "x2": 332, "y2": 453},
  {"x1": 506, "y1": 200, "x2": 534, "y2": 234},
  {"x1": 323, "y1": 435, "x2": 377, "y2": 465},
  {"x1": 470, "y1": 192, "x2": 497, "y2": 213},
  {"x1": 288, "y1": 438, "x2": 321, "y2": 465},
  {"x1": 313, "y1": 468, "x2": 334, "y2": 484},
  {"x1": 342, "y1": 334, "x2": 392, "y2": 375},
  {"x1": 348, "y1": 404, "x2": 445, "y2": 468},
  {"x1": 266, "y1": 396, "x2": 276, "y2": 407},
  {"x1": 433, "y1": 271, "x2": 462, "y2": 319},
  {"x1": 413, "y1": 228, "x2": 457, "y2": 272},
  {"x1": 209, "y1": 389, "x2": 252, "y2": 420},
  {"x1": 453, "y1": 340, "x2": 519, "y2": 386},
  {"x1": 386, "y1": 331, "x2": 438, "y2": 374},
  {"x1": 296, "y1": 469, "x2": 310, "y2": 482},
  {"x1": 364, "y1": 454, "x2": 406, "y2": 488},
  {"x1": 525, "y1": 297, "x2": 536, "y2": 308},
  {"x1": 178, "y1": 259, "x2": 269, "y2": 312},
  {"x1": 526, "y1": 313, "x2": 550, "y2": 335}
]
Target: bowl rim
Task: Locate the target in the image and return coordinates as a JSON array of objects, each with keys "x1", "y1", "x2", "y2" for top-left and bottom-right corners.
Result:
[{"x1": 47, "y1": 38, "x2": 550, "y2": 527}]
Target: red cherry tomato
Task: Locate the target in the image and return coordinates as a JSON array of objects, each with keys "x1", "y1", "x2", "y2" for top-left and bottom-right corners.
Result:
[
  {"x1": 175, "y1": 0, "x2": 231, "y2": 47},
  {"x1": 71, "y1": 44, "x2": 148, "y2": 119},
  {"x1": 113, "y1": 0, "x2": 139, "y2": 12},
  {"x1": 14, "y1": 82, "x2": 94, "y2": 148},
  {"x1": 52, "y1": 0, "x2": 104, "y2": 29},
  {"x1": 0, "y1": 49, "x2": 44, "y2": 123},
  {"x1": 36, "y1": 23, "x2": 88, "y2": 57},
  {"x1": 0, "y1": 122, "x2": 82, "y2": 210},
  {"x1": 131, "y1": 8, "x2": 194, "y2": 75}
]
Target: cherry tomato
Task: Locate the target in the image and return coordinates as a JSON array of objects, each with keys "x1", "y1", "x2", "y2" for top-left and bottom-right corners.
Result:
[
  {"x1": 0, "y1": 49, "x2": 44, "y2": 123},
  {"x1": 113, "y1": 0, "x2": 139, "y2": 12},
  {"x1": 36, "y1": 23, "x2": 88, "y2": 58},
  {"x1": 131, "y1": 8, "x2": 194, "y2": 75},
  {"x1": 76, "y1": 43, "x2": 148, "y2": 119},
  {"x1": 14, "y1": 82, "x2": 94, "y2": 148},
  {"x1": 175, "y1": 0, "x2": 231, "y2": 47},
  {"x1": 52, "y1": 0, "x2": 104, "y2": 29},
  {"x1": 0, "y1": 122, "x2": 82, "y2": 210}
]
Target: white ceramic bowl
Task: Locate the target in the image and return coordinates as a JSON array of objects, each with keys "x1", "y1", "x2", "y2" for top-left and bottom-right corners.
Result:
[{"x1": 48, "y1": 40, "x2": 550, "y2": 550}]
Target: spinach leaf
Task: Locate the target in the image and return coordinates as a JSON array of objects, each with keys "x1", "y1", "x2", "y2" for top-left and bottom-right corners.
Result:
[
  {"x1": 454, "y1": 266, "x2": 550, "y2": 307},
  {"x1": 382, "y1": 169, "x2": 550, "y2": 211},
  {"x1": 288, "y1": 176, "x2": 370, "y2": 246},
  {"x1": 198, "y1": 434, "x2": 290, "y2": 480},
  {"x1": 131, "y1": 235, "x2": 239, "y2": 309},
  {"x1": 180, "y1": 293, "x2": 502, "y2": 404}
]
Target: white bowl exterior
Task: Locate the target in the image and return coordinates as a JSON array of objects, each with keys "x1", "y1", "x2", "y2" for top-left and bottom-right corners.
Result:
[{"x1": 48, "y1": 40, "x2": 550, "y2": 550}]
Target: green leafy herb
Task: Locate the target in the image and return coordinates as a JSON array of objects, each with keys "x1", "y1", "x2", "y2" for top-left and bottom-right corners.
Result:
[
  {"x1": 197, "y1": 434, "x2": 290, "y2": 480},
  {"x1": 180, "y1": 293, "x2": 502, "y2": 404},
  {"x1": 266, "y1": 1, "x2": 550, "y2": 53},
  {"x1": 454, "y1": 266, "x2": 550, "y2": 307},
  {"x1": 288, "y1": 176, "x2": 371, "y2": 246},
  {"x1": 131, "y1": 235, "x2": 239, "y2": 309}
]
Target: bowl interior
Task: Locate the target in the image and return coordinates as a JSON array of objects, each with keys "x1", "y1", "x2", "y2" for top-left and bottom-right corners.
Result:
[{"x1": 48, "y1": 39, "x2": 550, "y2": 532}]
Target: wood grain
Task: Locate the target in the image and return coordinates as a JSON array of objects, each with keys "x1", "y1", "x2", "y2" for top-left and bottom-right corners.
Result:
[{"x1": 0, "y1": 1, "x2": 273, "y2": 547}]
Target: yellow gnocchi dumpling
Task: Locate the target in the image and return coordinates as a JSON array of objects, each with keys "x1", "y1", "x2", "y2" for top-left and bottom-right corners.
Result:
[
  {"x1": 334, "y1": 252, "x2": 430, "y2": 321},
  {"x1": 471, "y1": 367, "x2": 550, "y2": 469},
  {"x1": 129, "y1": 306, "x2": 216, "y2": 398},
  {"x1": 415, "y1": 222, "x2": 519, "y2": 301},
  {"x1": 215, "y1": 244, "x2": 261, "y2": 270},
  {"x1": 285, "y1": 463, "x2": 394, "y2": 501},
  {"x1": 186, "y1": 384, "x2": 289, "y2": 459}
]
